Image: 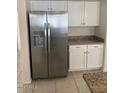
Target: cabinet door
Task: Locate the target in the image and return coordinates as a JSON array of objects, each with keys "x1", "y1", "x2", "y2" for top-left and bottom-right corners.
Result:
[
  {"x1": 30, "y1": 1, "x2": 50, "y2": 11},
  {"x1": 69, "y1": 45, "x2": 87, "y2": 71},
  {"x1": 68, "y1": 1, "x2": 84, "y2": 26},
  {"x1": 84, "y1": 1, "x2": 100, "y2": 26},
  {"x1": 87, "y1": 44, "x2": 104, "y2": 69},
  {"x1": 30, "y1": 1, "x2": 67, "y2": 11},
  {"x1": 50, "y1": 1, "x2": 68, "y2": 11}
]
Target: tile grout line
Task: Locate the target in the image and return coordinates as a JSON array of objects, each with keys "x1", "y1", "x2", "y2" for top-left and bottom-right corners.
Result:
[
  {"x1": 71, "y1": 72, "x2": 81, "y2": 93},
  {"x1": 32, "y1": 80, "x2": 36, "y2": 93},
  {"x1": 31, "y1": 86, "x2": 34, "y2": 93},
  {"x1": 82, "y1": 73, "x2": 92, "y2": 93},
  {"x1": 31, "y1": 87, "x2": 34, "y2": 93},
  {"x1": 55, "y1": 79, "x2": 56, "y2": 93}
]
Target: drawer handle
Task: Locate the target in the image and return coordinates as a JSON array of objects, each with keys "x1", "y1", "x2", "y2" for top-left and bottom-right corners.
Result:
[
  {"x1": 75, "y1": 47, "x2": 81, "y2": 48},
  {"x1": 94, "y1": 46, "x2": 99, "y2": 48}
]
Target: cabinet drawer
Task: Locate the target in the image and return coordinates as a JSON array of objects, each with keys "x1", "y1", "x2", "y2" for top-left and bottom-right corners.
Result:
[
  {"x1": 88, "y1": 44, "x2": 104, "y2": 49},
  {"x1": 70, "y1": 45, "x2": 87, "y2": 49},
  {"x1": 69, "y1": 45, "x2": 87, "y2": 56}
]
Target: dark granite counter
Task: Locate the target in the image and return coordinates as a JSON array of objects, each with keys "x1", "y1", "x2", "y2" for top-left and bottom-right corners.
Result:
[{"x1": 68, "y1": 36, "x2": 104, "y2": 45}]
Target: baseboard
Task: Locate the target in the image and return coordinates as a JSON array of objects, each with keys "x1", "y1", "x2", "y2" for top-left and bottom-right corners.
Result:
[
  {"x1": 17, "y1": 82, "x2": 23, "y2": 88},
  {"x1": 69, "y1": 68, "x2": 87, "y2": 71},
  {"x1": 69, "y1": 67, "x2": 102, "y2": 72}
]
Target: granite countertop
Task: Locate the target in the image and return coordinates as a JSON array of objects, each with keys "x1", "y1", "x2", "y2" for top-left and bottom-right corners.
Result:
[{"x1": 68, "y1": 36, "x2": 104, "y2": 45}]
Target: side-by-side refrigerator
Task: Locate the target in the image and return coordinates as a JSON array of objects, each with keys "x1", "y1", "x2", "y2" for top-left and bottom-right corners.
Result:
[{"x1": 28, "y1": 11, "x2": 68, "y2": 79}]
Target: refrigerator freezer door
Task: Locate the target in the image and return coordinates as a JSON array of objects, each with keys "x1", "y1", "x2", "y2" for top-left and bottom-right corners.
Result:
[
  {"x1": 47, "y1": 11, "x2": 68, "y2": 77},
  {"x1": 29, "y1": 12, "x2": 48, "y2": 79}
]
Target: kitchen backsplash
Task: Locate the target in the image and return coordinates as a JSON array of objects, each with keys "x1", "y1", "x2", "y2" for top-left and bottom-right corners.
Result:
[{"x1": 68, "y1": 27, "x2": 95, "y2": 36}]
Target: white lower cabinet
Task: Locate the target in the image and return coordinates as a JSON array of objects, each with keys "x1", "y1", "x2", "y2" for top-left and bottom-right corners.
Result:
[
  {"x1": 69, "y1": 44, "x2": 104, "y2": 71},
  {"x1": 87, "y1": 45, "x2": 104, "y2": 69},
  {"x1": 69, "y1": 45, "x2": 87, "y2": 71}
]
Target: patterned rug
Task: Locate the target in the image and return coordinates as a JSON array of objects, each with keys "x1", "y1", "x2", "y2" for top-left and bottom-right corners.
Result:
[{"x1": 83, "y1": 72, "x2": 107, "y2": 93}]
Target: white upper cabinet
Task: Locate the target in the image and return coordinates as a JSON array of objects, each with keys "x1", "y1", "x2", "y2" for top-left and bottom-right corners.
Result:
[
  {"x1": 30, "y1": 1, "x2": 50, "y2": 11},
  {"x1": 68, "y1": 1, "x2": 100, "y2": 26},
  {"x1": 84, "y1": 1, "x2": 100, "y2": 26},
  {"x1": 68, "y1": 1, "x2": 84, "y2": 26},
  {"x1": 30, "y1": 1, "x2": 68, "y2": 11},
  {"x1": 51, "y1": 1, "x2": 68, "y2": 11},
  {"x1": 31, "y1": 0, "x2": 100, "y2": 26}
]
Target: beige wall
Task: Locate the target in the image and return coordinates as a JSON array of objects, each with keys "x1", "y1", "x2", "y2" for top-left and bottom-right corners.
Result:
[
  {"x1": 26, "y1": 0, "x2": 31, "y2": 12},
  {"x1": 17, "y1": 0, "x2": 31, "y2": 83},
  {"x1": 95, "y1": 0, "x2": 107, "y2": 72},
  {"x1": 17, "y1": 20, "x2": 20, "y2": 50},
  {"x1": 104, "y1": 45, "x2": 107, "y2": 72},
  {"x1": 68, "y1": 27, "x2": 95, "y2": 36},
  {"x1": 95, "y1": 0, "x2": 107, "y2": 39}
]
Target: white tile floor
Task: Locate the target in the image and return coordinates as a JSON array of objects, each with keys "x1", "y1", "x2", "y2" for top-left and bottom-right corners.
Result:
[
  {"x1": 17, "y1": 49, "x2": 102, "y2": 93},
  {"x1": 17, "y1": 70, "x2": 102, "y2": 93}
]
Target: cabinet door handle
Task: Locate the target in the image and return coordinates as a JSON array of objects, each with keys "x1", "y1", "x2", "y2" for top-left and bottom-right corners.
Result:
[
  {"x1": 83, "y1": 22, "x2": 85, "y2": 25},
  {"x1": 81, "y1": 16, "x2": 85, "y2": 25},
  {"x1": 81, "y1": 21, "x2": 85, "y2": 25},
  {"x1": 82, "y1": 16, "x2": 85, "y2": 25},
  {"x1": 84, "y1": 51, "x2": 90, "y2": 54},
  {"x1": 48, "y1": 8, "x2": 52, "y2": 11},
  {"x1": 87, "y1": 51, "x2": 90, "y2": 54}
]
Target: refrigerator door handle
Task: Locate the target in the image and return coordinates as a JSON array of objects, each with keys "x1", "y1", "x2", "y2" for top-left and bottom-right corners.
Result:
[
  {"x1": 44, "y1": 23, "x2": 47, "y2": 54},
  {"x1": 48, "y1": 23, "x2": 50, "y2": 53}
]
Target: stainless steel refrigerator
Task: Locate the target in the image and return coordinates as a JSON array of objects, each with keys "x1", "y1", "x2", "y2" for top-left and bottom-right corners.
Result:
[{"x1": 28, "y1": 11, "x2": 68, "y2": 79}]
